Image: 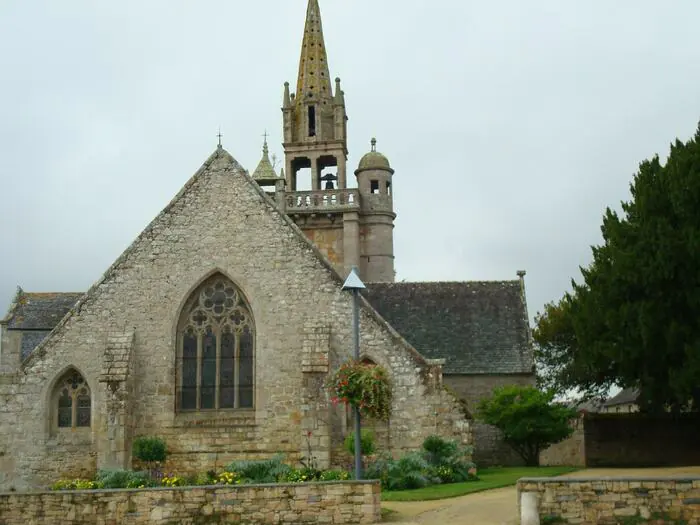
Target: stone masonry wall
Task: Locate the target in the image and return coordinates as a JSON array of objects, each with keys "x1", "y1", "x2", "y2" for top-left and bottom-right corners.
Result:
[
  {"x1": 0, "y1": 481, "x2": 380, "y2": 525},
  {"x1": 445, "y1": 373, "x2": 534, "y2": 466},
  {"x1": 539, "y1": 416, "x2": 586, "y2": 467},
  {"x1": 517, "y1": 476, "x2": 700, "y2": 524},
  {"x1": 0, "y1": 148, "x2": 470, "y2": 490},
  {"x1": 584, "y1": 413, "x2": 700, "y2": 468}
]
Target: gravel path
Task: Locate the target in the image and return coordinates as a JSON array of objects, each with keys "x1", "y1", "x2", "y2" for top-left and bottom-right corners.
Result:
[{"x1": 381, "y1": 467, "x2": 700, "y2": 525}]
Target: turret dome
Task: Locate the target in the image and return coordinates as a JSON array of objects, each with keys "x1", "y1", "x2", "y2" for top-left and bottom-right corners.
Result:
[{"x1": 357, "y1": 138, "x2": 393, "y2": 173}]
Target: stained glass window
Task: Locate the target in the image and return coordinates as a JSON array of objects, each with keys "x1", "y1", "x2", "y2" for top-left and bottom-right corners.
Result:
[
  {"x1": 77, "y1": 391, "x2": 91, "y2": 427},
  {"x1": 55, "y1": 370, "x2": 91, "y2": 429},
  {"x1": 177, "y1": 275, "x2": 255, "y2": 411},
  {"x1": 58, "y1": 389, "x2": 72, "y2": 428}
]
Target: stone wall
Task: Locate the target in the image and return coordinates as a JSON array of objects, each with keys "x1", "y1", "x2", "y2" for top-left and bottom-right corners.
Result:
[
  {"x1": 445, "y1": 373, "x2": 534, "y2": 466},
  {"x1": 0, "y1": 481, "x2": 380, "y2": 525},
  {"x1": 0, "y1": 149, "x2": 470, "y2": 490},
  {"x1": 517, "y1": 476, "x2": 700, "y2": 524},
  {"x1": 584, "y1": 414, "x2": 700, "y2": 467},
  {"x1": 539, "y1": 416, "x2": 586, "y2": 467},
  {"x1": 541, "y1": 413, "x2": 700, "y2": 469}
]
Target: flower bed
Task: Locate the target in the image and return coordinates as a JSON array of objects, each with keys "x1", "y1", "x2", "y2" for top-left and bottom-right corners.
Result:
[
  {"x1": 49, "y1": 436, "x2": 475, "y2": 498},
  {"x1": 52, "y1": 454, "x2": 350, "y2": 491}
]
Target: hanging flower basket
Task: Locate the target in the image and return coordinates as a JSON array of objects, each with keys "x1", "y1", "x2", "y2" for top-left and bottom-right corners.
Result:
[{"x1": 328, "y1": 360, "x2": 393, "y2": 421}]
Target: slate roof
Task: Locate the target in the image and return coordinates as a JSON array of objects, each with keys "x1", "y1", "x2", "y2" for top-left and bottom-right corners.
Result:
[
  {"x1": 363, "y1": 281, "x2": 533, "y2": 375},
  {"x1": 603, "y1": 387, "x2": 640, "y2": 407},
  {"x1": 4, "y1": 291, "x2": 83, "y2": 330},
  {"x1": 4, "y1": 281, "x2": 533, "y2": 374},
  {"x1": 20, "y1": 330, "x2": 52, "y2": 360}
]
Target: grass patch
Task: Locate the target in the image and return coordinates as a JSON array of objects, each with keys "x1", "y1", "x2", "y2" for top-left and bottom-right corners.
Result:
[
  {"x1": 381, "y1": 466, "x2": 579, "y2": 502},
  {"x1": 381, "y1": 508, "x2": 400, "y2": 522}
]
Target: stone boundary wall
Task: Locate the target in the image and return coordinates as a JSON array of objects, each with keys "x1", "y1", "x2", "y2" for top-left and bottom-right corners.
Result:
[
  {"x1": 539, "y1": 415, "x2": 586, "y2": 467},
  {"x1": 517, "y1": 476, "x2": 700, "y2": 524},
  {"x1": 0, "y1": 481, "x2": 381, "y2": 525},
  {"x1": 584, "y1": 414, "x2": 700, "y2": 467}
]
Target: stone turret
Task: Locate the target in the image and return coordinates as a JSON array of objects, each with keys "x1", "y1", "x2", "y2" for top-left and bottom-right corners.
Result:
[
  {"x1": 252, "y1": 136, "x2": 285, "y2": 208},
  {"x1": 356, "y1": 138, "x2": 396, "y2": 282}
]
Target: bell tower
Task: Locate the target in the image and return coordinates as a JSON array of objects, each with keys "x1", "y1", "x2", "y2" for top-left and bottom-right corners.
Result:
[
  {"x1": 282, "y1": 0, "x2": 348, "y2": 191},
  {"x1": 277, "y1": 1, "x2": 395, "y2": 282},
  {"x1": 280, "y1": 0, "x2": 359, "y2": 278}
]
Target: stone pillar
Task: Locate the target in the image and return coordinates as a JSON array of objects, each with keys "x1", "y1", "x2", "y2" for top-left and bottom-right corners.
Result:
[
  {"x1": 520, "y1": 492, "x2": 540, "y2": 525},
  {"x1": 301, "y1": 322, "x2": 332, "y2": 469},
  {"x1": 98, "y1": 331, "x2": 135, "y2": 471},
  {"x1": 275, "y1": 178, "x2": 287, "y2": 211},
  {"x1": 337, "y1": 155, "x2": 347, "y2": 189},
  {"x1": 311, "y1": 157, "x2": 320, "y2": 191},
  {"x1": 342, "y1": 212, "x2": 361, "y2": 278},
  {"x1": 285, "y1": 157, "x2": 294, "y2": 191}
]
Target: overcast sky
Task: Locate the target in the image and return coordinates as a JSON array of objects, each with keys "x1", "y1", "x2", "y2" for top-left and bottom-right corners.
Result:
[{"x1": 1, "y1": 0, "x2": 699, "y2": 324}]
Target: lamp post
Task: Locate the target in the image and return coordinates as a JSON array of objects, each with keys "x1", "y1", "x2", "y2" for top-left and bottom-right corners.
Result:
[{"x1": 342, "y1": 266, "x2": 366, "y2": 480}]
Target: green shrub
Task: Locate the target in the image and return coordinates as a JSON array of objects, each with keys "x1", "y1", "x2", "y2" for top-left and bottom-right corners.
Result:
[
  {"x1": 421, "y1": 435, "x2": 476, "y2": 483},
  {"x1": 384, "y1": 452, "x2": 431, "y2": 490},
  {"x1": 95, "y1": 469, "x2": 154, "y2": 489},
  {"x1": 132, "y1": 436, "x2": 168, "y2": 464},
  {"x1": 344, "y1": 429, "x2": 376, "y2": 456},
  {"x1": 477, "y1": 385, "x2": 577, "y2": 466},
  {"x1": 422, "y1": 435, "x2": 459, "y2": 464},
  {"x1": 365, "y1": 452, "x2": 432, "y2": 490},
  {"x1": 364, "y1": 453, "x2": 391, "y2": 487},
  {"x1": 225, "y1": 454, "x2": 291, "y2": 484},
  {"x1": 319, "y1": 469, "x2": 351, "y2": 481},
  {"x1": 189, "y1": 471, "x2": 217, "y2": 486}
]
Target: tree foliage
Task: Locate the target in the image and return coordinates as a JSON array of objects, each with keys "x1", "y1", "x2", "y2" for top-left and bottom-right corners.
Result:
[
  {"x1": 534, "y1": 123, "x2": 700, "y2": 412},
  {"x1": 477, "y1": 385, "x2": 576, "y2": 466}
]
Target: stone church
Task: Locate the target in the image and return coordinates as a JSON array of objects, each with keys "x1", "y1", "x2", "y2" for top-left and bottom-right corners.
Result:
[{"x1": 0, "y1": 0, "x2": 533, "y2": 490}]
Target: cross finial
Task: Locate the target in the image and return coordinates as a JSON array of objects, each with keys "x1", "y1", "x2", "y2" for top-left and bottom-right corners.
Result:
[
  {"x1": 262, "y1": 130, "x2": 270, "y2": 156},
  {"x1": 217, "y1": 127, "x2": 223, "y2": 148},
  {"x1": 371, "y1": 137, "x2": 377, "y2": 152}
]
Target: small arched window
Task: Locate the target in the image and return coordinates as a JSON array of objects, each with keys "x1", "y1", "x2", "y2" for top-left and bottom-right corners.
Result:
[
  {"x1": 55, "y1": 370, "x2": 91, "y2": 429},
  {"x1": 177, "y1": 274, "x2": 255, "y2": 412}
]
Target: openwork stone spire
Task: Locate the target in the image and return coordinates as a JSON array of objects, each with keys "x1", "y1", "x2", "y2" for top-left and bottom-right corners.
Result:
[
  {"x1": 295, "y1": 0, "x2": 333, "y2": 105},
  {"x1": 252, "y1": 134, "x2": 281, "y2": 182}
]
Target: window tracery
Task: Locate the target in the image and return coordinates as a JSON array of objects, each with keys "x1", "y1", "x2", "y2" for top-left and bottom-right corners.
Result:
[
  {"x1": 55, "y1": 370, "x2": 91, "y2": 429},
  {"x1": 177, "y1": 275, "x2": 255, "y2": 412}
]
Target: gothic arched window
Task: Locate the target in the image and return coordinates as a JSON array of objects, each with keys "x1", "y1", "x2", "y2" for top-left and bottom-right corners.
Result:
[
  {"x1": 54, "y1": 369, "x2": 91, "y2": 429},
  {"x1": 177, "y1": 275, "x2": 255, "y2": 412}
]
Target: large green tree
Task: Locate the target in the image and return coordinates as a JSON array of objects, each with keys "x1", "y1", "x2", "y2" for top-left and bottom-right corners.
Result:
[{"x1": 534, "y1": 122, "x2": 700, "y2": 412}]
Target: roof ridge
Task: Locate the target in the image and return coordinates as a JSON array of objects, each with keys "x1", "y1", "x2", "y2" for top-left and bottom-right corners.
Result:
[
  {"x1": 24, "y1": 292, "x2": 84, "y2": 296},
  {"x1": 366, "y1": 280, "x2": 521, "y2": 285},
  {"x1": 1, "y1": 286, "x2": 24, "y2": 324},
  {"x1": 22, "y1": 146, "x2": 243, "y2": 367},
  {"x1": 20, "y1": 146, "x2": 434, "y2": 371}
]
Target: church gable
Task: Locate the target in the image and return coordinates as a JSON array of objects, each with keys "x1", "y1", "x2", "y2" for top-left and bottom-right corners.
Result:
[{"x1": 0, "y1": 143, "x2": 467, "y2": 489}]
